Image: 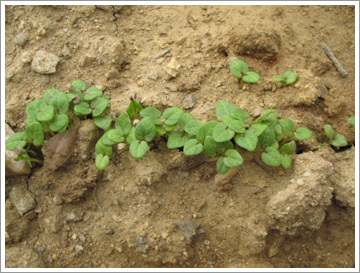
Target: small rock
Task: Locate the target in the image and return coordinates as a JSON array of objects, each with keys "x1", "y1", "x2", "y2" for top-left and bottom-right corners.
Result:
[
  {"x1": 31, "y1": 50, "x2": 60, "y2": 74},
  {"x1": 61, "y1": 46, "x2": 71, "y2": 60},
  {"x1": 65, "y1": 212, "x2": 83, "y2": 223},
  {"x1": 155, "y1": 48, "x2": 171, "y2": 59},
  {"x1": 164, "y1": 83, "x2": 178, "y2": 92},
  {"x1": 138, "y1": 237, "x2": 147, "y2": 244},
  {"x1": 165, "y1": 57, "x2": 180, "y2": 79},
  {"x1": 296, "y1": 179, "x2": 304, "y2": 185},
  {"x1": 173, "y1": 220, "x2": 199, "y2": 244},
  {"x1": 9, "y1": 184, "x2": 36, "y2": 216},
  {"x1": 148, "y1": 73, "x2": 159, "y2": 81},
  {"x1": 52, "y1": 194, "x2": 63, "y2": 205},
  {"x1": 75, "y1": 245, "x2": 83, "y2": 252},
  {"x1": 21, "y1": 51, "x2": 32, "y2": 63},
  {"x1": 79, "y1": 235, "x2": 86, "y2": 242},
  {"x1": 105, "y1": 227, "x2": 115, "y2": 235},
  {"x1": 137, "y1": 80, "x2": 144, "y2": 87},
  {"x1": 14, "y1": 33, "x2": 28, "y2": 46},
  {"x1": 181, "y1": 95, "x2": 196, "y2": 109}
]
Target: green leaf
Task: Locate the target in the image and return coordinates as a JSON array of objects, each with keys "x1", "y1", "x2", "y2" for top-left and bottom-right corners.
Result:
[
  {"x1": 184, "y1": 119, "x2": 203, "y2": 136},
  {"x1": 216, "y1": 100, "x2": 237, "y2": 121},
  {"x1": 216, "y1": 157, "x2": 230, "y2": 174},
  {"x1": 72, "y1": 79, "x2": 87, "y2": 92},
  {"x1": 164, "y1": 124, "x2": 177, "y2": 132},
  {"x1": 95, "y1": 140, "x2": 113, "y2": 156},
  {"x1": 74, "y1": 102, "x2": 92, "y2": 115},
  {"x1": 243, "y1": 71, "x2": 260, "y2": 83},
  {"x1": 179, "y1": 113, "x2": 194, "y2": 130},
  {"x1": 183, "y1": 139, "x2": 203, "y2": 156},
  {"x1": 295, "y1": 127, "x2": 312, "y2": 140},
  {"x1": 140, "y1": 107, "x2": 161, "y2": 118},
  {"x1": 94, "y1": 115, "x2": 112, "y2": 131},
  {"x1": 49, "y1": 92, "x2": 69, "y2": 115},
  {"x1": 25, "y1": 116, "x2": 49, "y2": 131},
  {"x1": 167, "y1": 131, "x2": 189, "y2": 149},
  {"x1": 66, "y1": 93, "x2": 76, "y2": 102},
  {"x1": 261, "y1": 147, "x2": 282, "y2": 167},
  {"x1": 6, "y1": 132, "x2": 27, "y2": 151},
  {"x1": 162, "y1": 107, "x2": 183, "y2": 126},
  {"x1": 222, "y1": 115, "x2": 245, "y2": 133},
  {"x1": 115, "y1": 112, "x2": 132, "y2": 135},
  {"x1": 234, "y1": 131, "x2": 258, "y2": 151},
  {"x1": 126, "y1": 127, "x2": 137, "y2": 144},
  {"x1": 258, "y1": 126, "x2": 276, "y2": 147},
  {"x1": 25, "y1": 122, "x2": 44, "y2": 146},
  {"x1": 230, "y1": 59, "x2": 248, "y2": 79},
  {"x1": 43, "y1": 89, "x2": 63, "y2": 104},
  {"x1": 36, "y1": 105, "x2": 54, "y2": 122},
  {"x1": 279, "y1": 119, "x2": 296, "y2": 137},
  {"x1": 135, "y1": 117, "x2": 156, "y2": 142},
  {"x1": 274, "y1": 124, "x2": 283, "y2": 142},
  {"x1": 203, "y1": 136, "x2": 233, "y2": 157},
  {"x1": 323, "y1": 124, "x2": 336, "y2": 140},
  {"x1": 348, "y1": 116, "x2": 355, "y2": 127},
  {"x1": 256, "y1": 109, "x2": 278, "y2": 126},
  {"x1": 108, "y1": 129, "x2": 125, "y2": 143},
  {"x1": 330, "y1": 134, "x2": 348, "y2": 147},
  {"x1": 248, "y1": 124, "x2": 268, "y2": 136},
  {"x1": 26, "y1": 99, "x2": 47, "y2": 118},
  {"x1": 281, "y1": 154, "x2": 291, "y2": 169},
  {"x1": 100, "y1": 132, "x2": 116, "y2": 146},
  {"x1": 230, "y1": 108, "x2": 250, "y2": 120},
  {"x1": 49, "y1": 114, "x2": 69, "y2": 132},
  {"x1": 279, "y1": 140, "x2": 296, "y2": 155},
  {"x1": 126, "y1": 100, "x2": 143, "y2": 119},
  {"x1": 196, "y1": 120, "x2": 217, "y2": 141},
  {"x1": 129, "y1": 140, "x2": 148, "y2": 159},
  {"x1": 91, "y1": 97, "x2": 109, "y2": 117},
  {"x1": 273, "y1": 75, "x2": 286, "y2": 83},
  {"x1": 212, "y1": 123, "x2": 235, "y2": 142},
  {"x1": 283, "y1": 71, "x2": 299, "y2": 85},
  {"x1": 223, "y1": 149, "x2": 243, "y2": 168},
  {"x1": 95, "y1": 154, "x2": 109, "y2": 171},
  {"x1": 84, "y1": 87, "x2": 103, "y2": 101},
  {"x1": 156, "y1": 125, "x2": 167, "y2": 137},
  {"x1": 14, "y1": 150, "x2": 32, "y2": 168}
]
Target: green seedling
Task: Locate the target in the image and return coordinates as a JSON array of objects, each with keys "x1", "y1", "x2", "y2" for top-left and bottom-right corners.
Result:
[
  {"x1": 349, "y1": 116, "x2": 355, "y2": 127},
  {"x1": 273, "y1": 71, "x2": 299, "y2": 85},
  {"x1": 230, "y1": 59, "x2": 260, "y2": 84},
  {"x1": 323, "y1": 124, "x2": 348, "y2": 147}
]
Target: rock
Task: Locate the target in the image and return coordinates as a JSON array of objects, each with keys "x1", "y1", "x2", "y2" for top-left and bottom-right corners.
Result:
[
  {"x1": 164, "y1": 83, "x2": 178, "y2": 92},
  {"x1": 75, "y1": 245, "x2": 83, "y2": 252},
  {"x1": 9, "y1": 184, "x2": 36, "y2": 216},
  {"x1": 173, "y1": 220, "x2": 199, "y2": 244},
  {"x1": 31, "y1": 50, "x2": 60, "y2": 74},
  {"x1": 21, "y1": 51, "x2": 32, "y2": 63},
  {"x1": 14, "y1": 33, "x2": 28, "y2": 46},
  {"x1": 138, "y1": 237, "x2": 147, "y2": 244},
  {"x1": 155, "y1": 48, "x2": 171, "y2": 59},
  {"x1": 5, "y1": 123, "x2": 31, "y2": 176},
  {"x1": 181, "y1": 95, "x2": 196, "y2": 109},
  {"x1": 165, "y1": 57, "x2": 180, "y2": 79},
  {"x1": 105, "y1": 227, "x2": 115, "y2": 235},
  {"x1": 65, "y1": 212, "x2": 83, "y2": 223}
]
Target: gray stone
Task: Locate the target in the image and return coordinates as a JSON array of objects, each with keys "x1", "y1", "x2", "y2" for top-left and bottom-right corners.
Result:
[
  {"x1": 65, "y1": 212, "x2": 83, "y2": 222},
  {"x1": 75, "y1": 245, "x2": 83, "y2": 252},
  {"x1": 173, "y1": 220, "x2": 199, "y2": 244},
  {"x1": 138, "y1": 237, "x2": 147, "y2": 244},
  {"x1": 181, "y1": 95, "x2": 196, "y2": 109},
  {"x1": 14, "y1": 33, "x2": 28, "y2": 46},
  {"x1": 155, "y1": 48, "x2": 171, "y2": 59},
  {"x1": 105, "y1": 227, "x2": 115, "y2": 235},
  {"x1": 9, "y1": 185, "x2": 36, "y2": 216},
  {"x1": 164, "y1": 83, "x2": 178, "y2": 92},
  {"x1": 31, "y1": 50, "x2": 60, "y2": 74}
]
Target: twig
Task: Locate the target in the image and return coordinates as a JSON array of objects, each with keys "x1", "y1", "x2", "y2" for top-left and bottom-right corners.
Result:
[{"x1": 321, "y1": 43, "x2": 349, "y2": 77}]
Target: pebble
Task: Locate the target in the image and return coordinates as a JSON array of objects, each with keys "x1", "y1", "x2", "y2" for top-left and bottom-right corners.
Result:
[
  {"x1": 31, "y1": 50, "x2": 60, "y2": 74},
  {"x1": 79, "y1": 235, "x2": 86, "y2": 242},
  {"x1": 296, "y1": 179, "x2": 304, "y2": 185},
  {"x1": 52, "y1": 194, "x2": 63, "y2": 205},
  {"x1": 148, "y1": 73, "x2": 159, "y2": 81},
  {"x1": 105, "y1": 227, "x2": 115, "y2": 235},
  {"x1": 165, "y1": 57, "x2": 180, "y2": 79},
  {"x1": 65, "y1": 212, "x2": 83, "y2": 223},
  {"x1": 14, "y1": 33, "x2": 28, "y2": 46},
  {"x1": 75, "y1": 245, "x2": 83, "y2": 252},
  {"x1": 9, "y1": 184, "x2": 36, "y2": 216},
  {"x1": 181, "y1": 95, "x2": 196, "y2": 109},
  {"x1": 21, "y1": 51, "x2": 32, "y2": 63},
  {"x1": 164, "y1": 83, "x2": 178, "y2": 92},
  {"x1": 136, "y1": 246, "x2": 147, "y2": 254},
  {"x1": 138, "y1": 237, "x2": 147, "y2": 244},
  {"x1": 173, "y1": 220, "x2": 200, "y2": 244},
  {"x1": 155, "y1": 48, "x2": 172, "y2": 59}
]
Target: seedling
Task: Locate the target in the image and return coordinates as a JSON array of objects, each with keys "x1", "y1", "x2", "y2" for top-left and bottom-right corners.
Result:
[
  {"x1": 323, "y1": 124, "x2": 348, "y2": 147},
  {"x1": 230, "y1": 59, "x2": 260, "y2": 84},
  {"x1": 273, "y1": 71, "x2": 299, "y2": 85},
  {"x1": 349, "y1": 116, "x2": 355, "y2": 127}
]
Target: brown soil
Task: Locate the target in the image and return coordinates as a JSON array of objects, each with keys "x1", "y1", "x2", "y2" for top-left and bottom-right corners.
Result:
[{"x1": 4, "y1": 5, "x2": 356, "y2": 268}]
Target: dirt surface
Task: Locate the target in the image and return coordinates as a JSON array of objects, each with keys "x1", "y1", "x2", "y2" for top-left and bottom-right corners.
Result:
[{"x1": 4, "y1": 5, "x2": 356, "y2": 268}]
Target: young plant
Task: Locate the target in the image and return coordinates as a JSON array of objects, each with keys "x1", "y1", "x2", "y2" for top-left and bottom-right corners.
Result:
[
  {"x1": 348, "y1": 116, "x2": 355, "y2": 127},
  {"x1": 230, "y1": 59, "x2": 260, "y2": 84},
  {"x1": 273, "y1": 71, "x2": 299, "y2": 85},
  {"x1": 323, "y1": 124, "x2": 348, "y2": 147}
]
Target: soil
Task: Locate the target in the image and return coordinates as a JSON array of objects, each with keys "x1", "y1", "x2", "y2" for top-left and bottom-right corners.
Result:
[{"x1": 4, "y1": 5, "x2": 356, "y2": 268}]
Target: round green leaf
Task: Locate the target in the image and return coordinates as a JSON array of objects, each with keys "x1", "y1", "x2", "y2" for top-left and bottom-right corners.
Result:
[
  {"x1": 179, "y1": 113, "x2": 194, "y2": 130},
  {"x1": 203, "y1": 136, "x2": 217, "y2": 157},
  {"x1": 230, "y1": 59, "x2": 248, "y2": 79},
  {"x1": 258, "y1": 126, "x2": 276, "y2": 147},
  {"x1": 101, "y1": 132, "x2": 116, "y2": 146},
  {"x1": 43, "y1": 89, "x2": 63, "y2": 104},
  {"x1": 256, "y1": 109, "x2": 278, "y2": 126},
  {"x1": 261, "y1": 147, "x2": 282, "y2": 167},
  {"x1": 95, "y1": 154, "x2": 109, "y2": 171},
  {"x1": 295, "y1": 127, "x2": 312, "y2": 140},
  {"x1": 72, "y1": 79, "x2": 87, "y2": 92},
  {"x1": 84, "y1": 87, "x2": 103, "y2": 101},
  {"x1": 95, "y1": 140, "x2": 113, "y2": 156},
  {"x1": 279, "y1": 119, "x2": 296, "y2": 137},
  {"x1": 243, "y1": 71, "x2": 260, "y2": 83},
  {"x1": 216, "y1": 100, "x2": 237, "y2": 121},
  {"x1": 212, "y1": 123, "x2": 235, "y2": 142},
  {"x1": 222, "y1": 115, "x2": 245, "y2": 133},
  {"x1": 25, "y1": 116, "x2": 49, "y2": 131},
  {"x1": 26, "y1": 99, "x2": 47, "y2": 118},
  {"x1": 279, "y1": 140, "x2": 296, "y2": 155},
  {"x1": 25, "y1": 122, "x2": 44, "y2": 146},
  {"x1": 49, "y1": 114, "x2": 69, "y2": 132},
  {"x1": 223, "y1": 149, "x2": 243, "y2": 168},
  {"x1": 94, "y1": 115, "x2": 112, "y2": 131},
  {"x1": 248, "y1": 124, "x2": 268, "y2": 136},
  {"x1": 130, "y1": 140, "x2": 148, "y2": 159},
  {"x1": 156, "y1": 125, "x2": 167, "y2": 137},
  {"x1": 115, "y1": 112, "x2": 132, "y2": 135},
  {"x1": 167, "y1": 131, "x2": 189, "y2": 149},
  {"x1": 49, "y1": 92, "x2": 69, "y2": 115},
  {"x1": 135, "y1": 117, "x2": 156, "y2": 142},
  {"x1": 183, "y1": 139, "x2": 203, "y2": 156},
  {"x1": 196, "y1": 120, "x2": 217, "y2": 141},
  {"x1": 36, "y1": 105, "x2": 54, "y2": 122},
  {"x1": 274, "y1": 124, "x2": 283, "y2": 142},
  {"x1": 184, "y1": 119, "x2": 203, "y2": 136},
  {"x1": 283, "y1": 71, "x2": 299, "y2": 85},
  {"x1": 162, "y1": 107, "x2": 183, "y2": 126},
  {"x1": 216, "y1": 157, "x2": 230, "y2": 174},
  {"x1": 108, "y1": 129, "x2": 125, "y2": 143},
  {"x1": 234, "y1": 131, "x2": 258, "y2": 151},
  {"x1": 273, "y1": 75, "x2": 286, "y2": 83},
  {"x1": 140, "y1": 107, "x2": 161, "y2": 118},
  {"x1": 91, "y1": 97, "x2": 109, "y2": 117},
  {"x1": 6, "y1": 132, "x2": 27, "y2": 151},
  {"x1": 281, "y1": 154, "x2": 291, "y2": 169},
  {"x1": 331, "y1": 134, "x2": 348, "y2": 147},
  {"x1": 74, "y1": 102, "x2": 92, "y2": 115},
  {"x1": 126, "y1": 127, "x2": 137, "y2": 144},
  {"x1": 230, "y1": 108, "x2": 250, "y2": 120},
  {"x1": 323, "y1": 124, "x2": 336, "y2": 140}
]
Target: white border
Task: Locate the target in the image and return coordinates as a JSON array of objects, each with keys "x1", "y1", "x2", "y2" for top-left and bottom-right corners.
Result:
[{"x1": 1, "y1": 1, "x2": 359, "y2": 272}]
